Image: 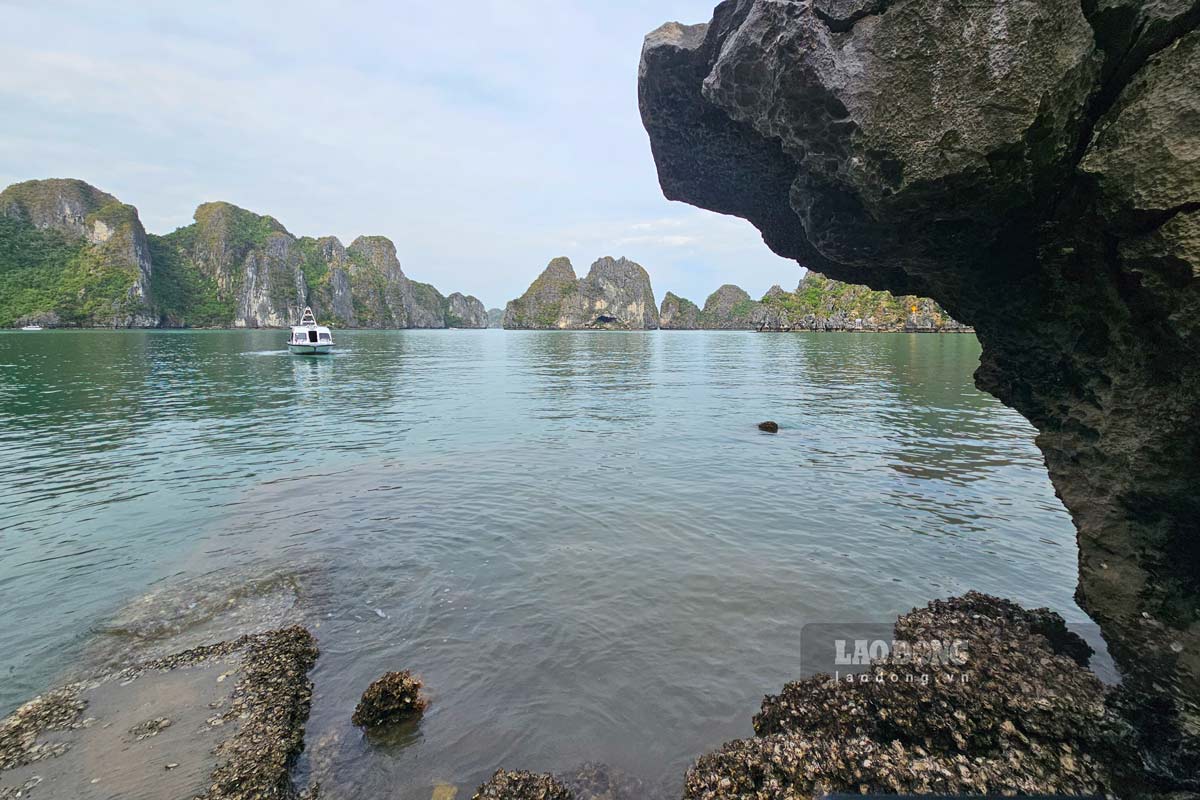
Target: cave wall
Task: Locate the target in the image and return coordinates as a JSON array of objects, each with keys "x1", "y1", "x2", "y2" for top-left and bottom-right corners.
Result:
[{"x1": 639, "y1": 0, "x2": 1199, "y2": 781}]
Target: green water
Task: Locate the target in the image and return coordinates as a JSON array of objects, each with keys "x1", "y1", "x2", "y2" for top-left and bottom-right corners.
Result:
[{"x1": 0, "y1": 329, "x2": 1093, "y2": 796}]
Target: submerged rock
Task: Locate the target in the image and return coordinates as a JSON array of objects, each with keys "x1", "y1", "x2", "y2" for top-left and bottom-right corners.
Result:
[
  {"x1": 683, "y1": 593, "x2": 1141, "y2": 799},
  {"x1": 472, "y1": 769, "x2": 573, "y2": 800},
  {"x1": 559, "y1": 763, "x2": 645, "y2": 800},
  {"x1": 351, "y1": 671, "x2": 427, "y2": 728}
]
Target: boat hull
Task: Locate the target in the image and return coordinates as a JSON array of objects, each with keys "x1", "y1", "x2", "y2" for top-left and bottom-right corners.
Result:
[{"x1": 288, "y1": 343, "x2": 334, "y2": 355}]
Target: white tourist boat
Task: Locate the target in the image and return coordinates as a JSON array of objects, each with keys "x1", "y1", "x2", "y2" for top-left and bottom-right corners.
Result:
[
  {"x1": 287, "y1": 307, "x2": 334, "y2": 355},
  {"x1": 20, "y1": 324, "x2": 43, "y2": 331}
]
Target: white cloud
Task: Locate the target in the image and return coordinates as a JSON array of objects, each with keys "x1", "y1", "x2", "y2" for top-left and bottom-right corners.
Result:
[{"x1": 0, "y1": 0, "x2": 803, "y2": 308}]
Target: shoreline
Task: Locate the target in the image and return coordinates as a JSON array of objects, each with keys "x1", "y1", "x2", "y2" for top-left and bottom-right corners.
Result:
[{"x1": 0, "y1": 591, "x2": 1146, "y2": 800}]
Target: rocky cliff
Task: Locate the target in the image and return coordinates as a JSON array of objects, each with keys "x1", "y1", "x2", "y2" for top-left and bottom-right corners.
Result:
[
  {"x1": 640, "y1": 0, "x2": 1200, "y2": 781},
  {"x1": 503, "y1": 256, "x2": 659, "y2": 329},
  {"x1": 659, "y1": 291, "x2": 702, "y2": 329},
  {"x1": 153, "y1": 210, "x2": 449, "y2": 329},
  {"x1": 486, "y1": 307, "x2": 504, "y2": 328},
  {"x1": 0, "y1": 179, "x2": 155, "y2": 327},
  {"x1": 0, "y1": 179, "x2": 477, "y2": 329},
  {"x1": 444, "y1": 292, "x2": 489, "y2": 328}
]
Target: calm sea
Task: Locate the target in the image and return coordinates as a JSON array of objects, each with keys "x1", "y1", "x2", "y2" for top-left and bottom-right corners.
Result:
[{"x1": 0, "y1": 329, "x2": 1092, "y2": 797}]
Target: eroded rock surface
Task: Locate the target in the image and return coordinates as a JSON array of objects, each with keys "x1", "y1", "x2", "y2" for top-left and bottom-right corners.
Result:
[
  {"x1": 640, "y1": 0, "x2": 1200, "y2": 779},
  {"x1": 504, "y1": 257, "x2": 659, "y2": 329}
]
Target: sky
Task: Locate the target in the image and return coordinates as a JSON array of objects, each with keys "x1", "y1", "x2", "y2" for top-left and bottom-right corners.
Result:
[{"x1": 0, "y1": 0, "x2": 803, "y2": 309}]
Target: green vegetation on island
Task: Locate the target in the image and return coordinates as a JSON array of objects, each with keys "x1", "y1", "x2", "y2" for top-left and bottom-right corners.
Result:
[{"x1": 0, "y1": 179, "x2": 488, "y2": 329}]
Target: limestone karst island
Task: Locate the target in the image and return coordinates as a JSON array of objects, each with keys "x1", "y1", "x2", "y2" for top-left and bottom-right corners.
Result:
[{"x1": 0, "y1": 3, "x2": 1196, "y2": 800}]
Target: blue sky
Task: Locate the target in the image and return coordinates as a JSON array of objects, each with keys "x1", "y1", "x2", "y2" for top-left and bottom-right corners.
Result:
[{"x1": 0, "y1": 1, "x2": 802, "y2": 309}]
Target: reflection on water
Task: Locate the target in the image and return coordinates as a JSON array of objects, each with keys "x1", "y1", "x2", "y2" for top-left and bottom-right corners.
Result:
[{"x1": 0, "y1": 329, "x2": 1086, "y2": 796}]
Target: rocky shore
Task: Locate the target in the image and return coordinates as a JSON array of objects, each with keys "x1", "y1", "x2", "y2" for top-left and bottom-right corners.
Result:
[
  {"x1": 0, "y1": 627, "x2": 318, "y2": 800},
  {"x1": 467, "y1": 593, "x2": 1156, "y2": 799},
  {"x1": 3, "y1": 590, "x2": 1143, "y2": 799}
]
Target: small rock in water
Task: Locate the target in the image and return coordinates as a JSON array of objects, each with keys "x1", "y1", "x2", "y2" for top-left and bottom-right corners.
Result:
[
  {"x1": 352, "y1": 670, "x2": 427, "y2": 728},
  {"x1": 757, "y1": 421, "x2": 779, "y2": 433}
]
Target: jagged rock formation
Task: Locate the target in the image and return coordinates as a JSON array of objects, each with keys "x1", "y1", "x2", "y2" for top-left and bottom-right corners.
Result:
[
  {"x1": 0, "y1": 179, "x2": 155, "y2": 327},
  {"x1": 153, "y1": 210, "x2": 447, "y2": 329},
  {"x1": 444, "y1": 292, "x2": 489, "y2": 328},
  {"x1": 659, "y1": 291, "x2": 702, "y2": 329},
  {"x1": 486, "y1": 307, "x2": 504, "y2": 328},
  {"x1": 502, "y1": 256, "x2": 578, "y2": 329},
  {"x1": 503, "y1": 256, "x2": 659, "y2": 329},
  {"x1": 760, "y1": 271, "x2": 970, "y2": 332},
  {"x1": 640, "y1": 0, "x2": 1200, "y2": 781},
  {"x1": 0, "y1": 179, "x2": 479, "y2": 329}
]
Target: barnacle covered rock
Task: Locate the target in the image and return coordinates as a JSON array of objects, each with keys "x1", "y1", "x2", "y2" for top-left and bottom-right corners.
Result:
[
  {"x1": 471, "y1": 769, "x2": 574, "y2": 800},
  {"x1": 685, "y1": 593, "x2": 1143, "y2": 798},
  {"x1": 351, "y1": 671, "x2": 427, "y2": 728}
]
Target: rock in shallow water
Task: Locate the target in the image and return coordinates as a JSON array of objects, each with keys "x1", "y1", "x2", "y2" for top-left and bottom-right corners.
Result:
[
  {"x1": 351, "y1": 671, "x2": 427, "y2": 728},
  {"x1": 684, "y1": 593, "x2": 1142, "y2": 799},
  {"x1": 757, "y1": 421, "x2": 779, "y2": 433},
  {"x1": 0, "y1": 626, "x2": 318, "y2": 800},
  {"x1": 472, "y1": 769, "x2": 574, "y2": 800}
]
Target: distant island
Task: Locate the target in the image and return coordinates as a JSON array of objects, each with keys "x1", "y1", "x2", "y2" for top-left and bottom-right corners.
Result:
[
  {"x1": 1, "y1": 178, "x2": 968, "y2": 334},
  {"x1": 0, "y1": 178, "x2": 488, "y2": 329},
  {"x1": 503, "y1": 257, "x2": 969, "y2": 332}
]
